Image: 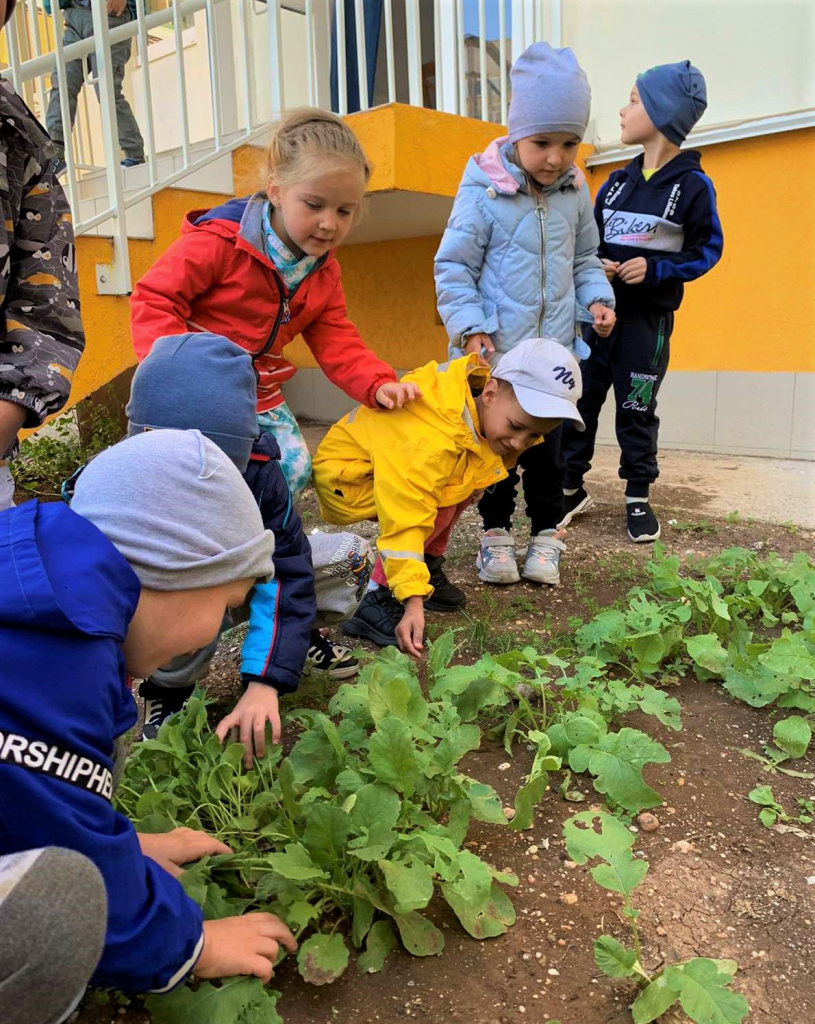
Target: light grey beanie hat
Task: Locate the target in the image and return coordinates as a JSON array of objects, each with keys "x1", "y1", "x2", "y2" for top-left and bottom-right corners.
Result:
[
  {"x1": 507, "y1": 42, "x2": 591, "y2": 143},
  {"x1": 71, "y1": 429, "x2": 275, "y2": 591}
]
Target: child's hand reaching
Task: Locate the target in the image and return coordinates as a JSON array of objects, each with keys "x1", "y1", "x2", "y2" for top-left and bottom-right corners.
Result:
[
  {"x1": 589, "y1": 302, "x2": 616, "y2": 339},
  {"x1": 616, "y1": 257, "x2": 648, "y2": 285},
  {"x1": 138, "y1": 827, "x2": 232, "y2": 878},
  {"x1": 601, "y1": 258, "x2": 620, "y2": 282},
  {"x1": 396, "y1": 596, "x2": 425, "y2": 660},
  {"x1": 195, "y1": 914, "x2": 297, "y2": 983},
  {"x1": 463, "y1": 332, "x2": 494, "y2": 367},
  {"x1": 215, "y1": 683, "x2": 281, "y2": 768},
  {"x1": 376, "y1": 381, "x2": 422, "y2": 409}
]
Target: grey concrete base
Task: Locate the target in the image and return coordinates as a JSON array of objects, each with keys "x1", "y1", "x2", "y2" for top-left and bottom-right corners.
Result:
[
  {"x1": 595, "y1": 370, "x2": 815, "y2": 461},
  {"x1": 283, "y1": 369, "x2": 815, "y2": 461}
]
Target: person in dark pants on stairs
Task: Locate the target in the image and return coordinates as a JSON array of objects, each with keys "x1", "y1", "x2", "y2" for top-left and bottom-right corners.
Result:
[
  {"x1": 561, "y1": 61, "x2": 723, "y2": 542},
  {"x1": 43, "y1": 0, "x2": 145, "y2": 174}
]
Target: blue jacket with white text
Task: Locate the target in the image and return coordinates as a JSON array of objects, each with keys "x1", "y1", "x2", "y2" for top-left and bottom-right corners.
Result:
[
  {"x1": 595, "y1": 150, "x2": 723, "y2": 311},
  {"x1": 0, "y1": 500, "x2": 205, "y2": 994}
]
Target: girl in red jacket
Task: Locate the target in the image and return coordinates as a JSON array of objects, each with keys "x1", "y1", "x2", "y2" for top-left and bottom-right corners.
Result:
[{"x1": 130, "y1": 108, "x2": 418, "y2": 501}]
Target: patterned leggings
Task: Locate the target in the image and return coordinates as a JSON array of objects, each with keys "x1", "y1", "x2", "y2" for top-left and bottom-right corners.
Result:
[{"x1": 256, "y1": 403, "x2": 313, "y2": 501}]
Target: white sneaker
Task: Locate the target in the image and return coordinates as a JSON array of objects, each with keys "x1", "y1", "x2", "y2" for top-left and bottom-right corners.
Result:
[
  {"x1": 476, "y1": 528, "x2": 520, "y2": 584},
  {"x1": 521, "y1": 529, "x2": 566, "y2": 585}
]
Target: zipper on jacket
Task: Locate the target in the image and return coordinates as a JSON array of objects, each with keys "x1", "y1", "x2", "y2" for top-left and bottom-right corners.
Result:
[
  {"x1": 254, "y1": 271, "x2": 309, "y2": 364},
  {"x1": 536, "y1": 194, "x2": 548, "y2": 335}
]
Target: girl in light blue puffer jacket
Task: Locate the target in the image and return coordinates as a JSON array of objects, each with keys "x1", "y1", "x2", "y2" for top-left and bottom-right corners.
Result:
[{"x1": 434, "y1": 43, "x2": 615, "y2": 588}]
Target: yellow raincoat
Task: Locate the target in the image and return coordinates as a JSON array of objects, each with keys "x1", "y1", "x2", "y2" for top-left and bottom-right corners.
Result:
[{"x1": 313, "y1": 354, "x2": 509, "y2": 602}]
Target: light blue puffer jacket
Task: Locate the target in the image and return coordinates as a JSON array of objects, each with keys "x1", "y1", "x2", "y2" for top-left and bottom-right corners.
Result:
[{"x1": 434, "y1": 137, "x2": 614, "y2": 361}]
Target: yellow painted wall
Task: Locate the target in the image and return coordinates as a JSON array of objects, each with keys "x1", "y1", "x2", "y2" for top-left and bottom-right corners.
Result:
[{"x1": 584, "y1": 128, "x2": 815, "y2": 374}]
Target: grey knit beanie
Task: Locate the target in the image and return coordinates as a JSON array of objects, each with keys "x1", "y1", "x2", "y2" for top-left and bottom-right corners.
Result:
[
  {"x1": 71, "y1": 429, "x2": 275, "y2": 591},
  {"x1": 507, "y1": 42, "x2": 591, "y2": 143}
]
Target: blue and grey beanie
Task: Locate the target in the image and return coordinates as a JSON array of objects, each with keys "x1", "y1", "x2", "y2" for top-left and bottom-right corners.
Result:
[
  {"x1": 636, "y1": 61, "x2": 707, "y2": 146},
  {"x1": 127, "y1": 333, "x2": 258, "y2": 474},
  {"x1": 507, "y1": 43, "x2": 591, "y2": 143}
]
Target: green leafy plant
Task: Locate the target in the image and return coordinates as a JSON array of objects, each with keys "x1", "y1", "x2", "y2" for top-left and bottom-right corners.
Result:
[
  {"x1": 563, "y1": 811, "x2": 750, "y2": 1024},
  {"x1": 118, "y1": 649, "x2": 524, "y2": 1019},
  {"x1": 737, "y1": 714, "x2": 814, "y2": 779},
  {"x1": 12, "y1": 400, "x2": 123, "y2": 499},
  {"x1": 427, "y1": 639, "x2": 676, "y2": 814},
  {"x1": 748, "y1": 785, "x2": 814, "y2": 828}
]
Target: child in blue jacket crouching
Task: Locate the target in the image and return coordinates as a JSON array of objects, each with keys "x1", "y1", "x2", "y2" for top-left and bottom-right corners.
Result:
[{"x1": 0, "y1": 429, "x2": 296, "y2": 1019}]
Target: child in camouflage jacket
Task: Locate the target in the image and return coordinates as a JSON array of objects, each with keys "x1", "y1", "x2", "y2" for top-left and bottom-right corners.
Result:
[{"x1": 0, "y1": 7, "x2": 85, "y2": 510}]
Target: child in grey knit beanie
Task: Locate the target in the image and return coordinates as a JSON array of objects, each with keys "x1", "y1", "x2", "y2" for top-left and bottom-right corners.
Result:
[{"x1": 72, "y1": 429, "x2": 275, "y2": 590}]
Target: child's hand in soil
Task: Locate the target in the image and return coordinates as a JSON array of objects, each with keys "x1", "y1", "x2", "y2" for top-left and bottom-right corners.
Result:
[
  {"x1": 616, "y1": 256, "x2": 648, "y2": 285},
  {"x1": 376, "y1": 381, "x2": 422, "y2": 409},
  {"x1": 138, "y1": 827, "x2": 232, "y2": 878},
  {"x1": 589, "y1": 302, "x2": 616, "y2": 338},
  {"x1": 396, "y1": 596, "x2": 425, "y2": 660},
  {"x1": 195, "y1": 914, "x2": 297, "y2": 983},
  {"x1": 463, "y1": 332, "x2": 494, "y2": 367},
  {"x1": 215, "y1": 683, "x2": 281, "y2": 768}
]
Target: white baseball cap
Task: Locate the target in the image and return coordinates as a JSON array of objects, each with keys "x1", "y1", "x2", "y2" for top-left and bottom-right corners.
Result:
[{"x1": 491, "y1": 338, "x2": 585, "y2": 431}]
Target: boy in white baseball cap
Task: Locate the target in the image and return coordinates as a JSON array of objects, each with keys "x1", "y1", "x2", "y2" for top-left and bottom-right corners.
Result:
[{"x1": 313, "y1": 339, "x2": 583, "y2": 659}]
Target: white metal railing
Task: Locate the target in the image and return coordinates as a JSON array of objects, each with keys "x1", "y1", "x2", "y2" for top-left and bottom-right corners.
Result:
[{"x1": 1, "y1": 0, "x2": 552, "y2": 293}]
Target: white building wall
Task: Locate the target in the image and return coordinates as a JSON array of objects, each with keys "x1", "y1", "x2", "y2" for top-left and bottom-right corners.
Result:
[{"x1": 562, "y1": 0, "x2": 815, "y2": 145}]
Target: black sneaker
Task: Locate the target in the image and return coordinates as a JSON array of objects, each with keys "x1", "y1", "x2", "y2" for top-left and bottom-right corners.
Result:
[
  {"x1": 52, "y1": 157, "x2": 67, "y2": 177},
  {"x1": 627, "y1": 501, "x2": 661, "y2": 543},
  {"x1": 139, "y1": 680, "x2": 195, "y2": 740},
  {"x1": 424, "y1": 555, "x2": 466, "y2": 611},
  {"x1": 558, "y1": 486, "x2": 595, "y2": 528},
  {"x1": 341, "y1": 588, "x2": 402, "y2": 647},
  {"x1": 304, "y1": 631, "x2": 360, "y2": 679},
  {"x1": 121, "y1": 157, "x2": 146, "y2": 168}
]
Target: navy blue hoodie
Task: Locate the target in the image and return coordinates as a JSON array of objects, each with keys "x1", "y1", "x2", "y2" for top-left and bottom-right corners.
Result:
[
  {"x1": 0, "y1": 500, "x2": 204, "y2": 993},
  {"x1": 595, "y1": 150, "x2": 723, "y2": 311}
]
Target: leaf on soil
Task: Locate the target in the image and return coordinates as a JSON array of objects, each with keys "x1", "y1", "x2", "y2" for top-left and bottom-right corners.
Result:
[
  {"x1": 357, "y1": 920, "x2": 400, "y2": 973},
  {"x1": 664, "y1": 957, "x2": 750, "y2": 1024},
  {"x1": 685, "y1": 634, "x2": 729, "y2": 676},
  {"x1": 441, "y1": 880, "x2": 515, "y2": 939},
  {"x1": 759, "y1": 633, "x2": 815, "y2": 680},
  {"x1": 773, "y1": 715, "x2": 812, "y2": 759},
  {"x1": 392, "y1": 910, "x2": 445, "y2": 956},
  {"x1": 145, "y1": 977, "x2": 282, "y2": 1024},
  {"x1": 631, "y1": 973, "x2": 680, "y2": 1024},
  {"x1": 563, "y1": 811, "x2": 648, "y2": 897},
  {"x1": 367, "y1": 717, "x2": 419, "y2": 796},
  {"x1": 594, "y1": 935, "x2": 640, "y2": 978},
  {"x1": 296, "y1": 933, "x2": 350, "y2": 985},
  {"x1": 568, "y1": 727, "x2": 669, "y2": 811},
  {"x1": 377, "y1": 858, "x2": 435, "y2": 913},
  {"x1": 508, "y1": 772, "x2": 548, "y2": 832},
  {"x1": 463, "y1": 778, "x2": 508, "y2": 824}
]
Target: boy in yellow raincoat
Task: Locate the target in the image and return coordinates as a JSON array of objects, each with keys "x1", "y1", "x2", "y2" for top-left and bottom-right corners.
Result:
[{"x1": 313, "y1": 338, "x2": 585, "y2": 658}]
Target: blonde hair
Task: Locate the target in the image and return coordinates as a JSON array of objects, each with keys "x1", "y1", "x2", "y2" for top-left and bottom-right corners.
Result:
[{"x1": 265, "y1": 108, "x2": 372, "y2": 192}]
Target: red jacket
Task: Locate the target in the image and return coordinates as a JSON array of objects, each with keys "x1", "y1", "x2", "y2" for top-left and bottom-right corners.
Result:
[{"x1": 130, "y1": 193, "x2": 397, "y2": 412}]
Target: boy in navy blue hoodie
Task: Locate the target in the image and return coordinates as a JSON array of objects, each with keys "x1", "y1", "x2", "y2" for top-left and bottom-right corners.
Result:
[
  {"x1": 0, "y1": 429, "x2": 296, "y2": 1019},
  {"x1": 561, "y1": 61, "x2": 723, "y2": 542}
]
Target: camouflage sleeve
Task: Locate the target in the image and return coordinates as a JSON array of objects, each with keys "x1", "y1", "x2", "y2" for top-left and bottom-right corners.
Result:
[{"x1": 0, "y1": 160, "x2": 85, "y2": 428}]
